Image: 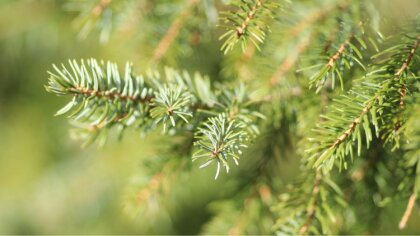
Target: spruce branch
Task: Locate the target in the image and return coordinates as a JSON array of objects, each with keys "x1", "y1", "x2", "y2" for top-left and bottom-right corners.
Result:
[
  {"x1": 381, "y1": 34, "x2": 420, "y2": 148},
  {"x1": 307, "y1": 33, "x2": 420, "y2": 171},
  {"x1": 47, "y1": 59, "x2": 263, "y2": 175},
  {"x1": 46, "y1": 59, "x2": 195, "y2": 144},
  {"x1": 304, "y1": 28, "x2": 368, "y2": 93},
  {"x1": 398, "y1": 105, "x2": 420, "y2": 229},
  {"x1": 395, "y1": 35, "x2": 420, "y2": 76},
  {"x1": 150, "y1": 84, "x2": 193, "y2": 132},
  {"x1": 192, "y1": 113, "x2": 250, "y2": 179},
  {"x1": 268, "y1": 6, "x2": 333, "y2": 86},
  {"x1": 219, "y1": 0, "x2": 279, "y2": 54}
]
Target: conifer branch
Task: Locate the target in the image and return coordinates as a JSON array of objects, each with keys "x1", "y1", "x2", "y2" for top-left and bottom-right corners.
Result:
[
  {"x1": 327, "y1": 33, "x2": 355, "y2": 68},
  {"x1": 192, "y1": 114, "x2": 250, "y2": 179},
  {"x1": 385, "y1": 35, "x2": 420, "y2": 145},
  {"x1": 219, "y1": 0, "x2": 279, "y2": 54},
  {"x1": 306, "y1": 29, "x2": 365, "y2": 92},
  {"x1": 269, "y1": 1, "x2": 352, "y2": 86},
  {"x1": 308, "y1": 33, "x2": 420, "y2": 171},
  {"x1": 395, "y1": 35, "x2": 420, "y2": 76},
  {"x1": 235, "y1": 0, "x2": 262, "y2": 38},
  {"x1": 39, "y1": 1, "x2": 420, "y2": 234},
  {"x1": 47, "y1": 59, "x2": 263, "y2": 175},
  {"x1": 396, "y1": 36, "x2": 420, "y2": 109},
  {"x1": 330, "y1": 105, "x2": 370, "y2": 149},
  {"x1": 68, "y1": 84, "x2": 153, "y2": 104}
]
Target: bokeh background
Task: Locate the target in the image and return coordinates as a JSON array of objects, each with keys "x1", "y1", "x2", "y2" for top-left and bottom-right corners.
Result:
[
  {"x1": 0, "y1": 0, "x2": 420, "y2": 234},
  {"x1": 0, "y1": 0, "x2": 226, "y2": 234}
]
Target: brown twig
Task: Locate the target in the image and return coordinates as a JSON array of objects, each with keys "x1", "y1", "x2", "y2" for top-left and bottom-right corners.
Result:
[
  {"x1": 92, "y1": 0, "x2": 112, "y2": 17},
  {"x1": 392, "y1": 35, "x2": 420, "y2": 130},
  {"x1": 326, "y1": 33, "x2": 354, "y2": 68},
  {"x1": 69, "y1": 86, "x2": 153, "y2": 104},
  {"x1": 399, "y1": 192, "x2": 417, "y2": 230},
  {"x1": 235, "y1": 0, "x2": 263, "y2": 37},
  {"x1": 331, "y1": 35, "x2": 420, "y2": 147},
  {"x1": 395, "y1": 38, "x2": 420, "y2": 230},
  {"x1": 299, "y1": 172, "x2": 322, "y2": 235},
  {"x1": 150, "y1": 0, "x2": 200, "y2": 65},
  {"x1": 330, "y1": 105, "x2": 370, "y2": 148},
  {"x1": 268, "y1": 2, "x2": 347, "y2": 86},
  {"x1": 88, "y1": 112, "x2": 129, "y2": 131},
  {"x1": 395, "y1": 35, "x2": 420, "y2": 77},
  {"x1": 396, "y1": 35, "x2": 420, "y2": 109},
  {"x1": 269, "y1": 31, "x2": 315, "y2": 85}
]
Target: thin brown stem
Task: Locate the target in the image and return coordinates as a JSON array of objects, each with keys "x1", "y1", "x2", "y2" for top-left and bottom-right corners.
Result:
[
  {"x1": 399, "y1": 192, "x2": 417, "y2": 230},
  {"x1": 396, "y1": 35, "x2": 420, "y2": 108},
  {"x1": 235, "y1": 0, "x2": 262, "y2": 37},
  {"x1": 326, "y1": 33, "x2": 354, "y2": 68},
  {"x1": 269, "y1": 31, "x2": 315, "y2": 85},
  {"x1": 331, "y1": 35, "x2": 420, "y2": 148},
  {"x1": 331, "y1": 105, "x2": 370, "y2": 148},
  {"x1": 393, "y1": 35, "x2": 420, "y2": 129},
  {"x1": 69, "y1": 86, "x2": 153, "y2": 104},
  {"x1": 395, "y1": 35, "x2": 420, "y2": 76},
  {"x1": 150, "y1": 0, "x2": 199, "y2": 65},
  {"x1": 88, "y1": 112, "x2": 129, "y2": 131},
  {"x1": 299, "y1": 172, "x2": 322, "y2": 235},
  {"x1": 269, "y1": 2, "x2": 348, "y2": 86},
  {"x1": 92, "y1": 0, "x2": 112, "y2": 17}
]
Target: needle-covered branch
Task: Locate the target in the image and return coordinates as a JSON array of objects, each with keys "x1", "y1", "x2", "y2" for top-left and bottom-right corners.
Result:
[
  {"x1": 219, "y1": 0, "x2": 280, "y2": 54},
  {"x1": 46, "y1": 58, "x2": 263, "y2": 176},
  {"x1": 306, "y1": 33, "x2": 420, "y2": 172}
]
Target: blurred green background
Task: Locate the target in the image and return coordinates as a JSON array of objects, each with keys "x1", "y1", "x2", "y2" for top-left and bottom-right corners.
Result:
[
  {"x1": 0, "y1": 0, "x2": 227, "y2": 234},
  {"x1": 1, "y1": 0, "x2": 420, "y2": 234}
]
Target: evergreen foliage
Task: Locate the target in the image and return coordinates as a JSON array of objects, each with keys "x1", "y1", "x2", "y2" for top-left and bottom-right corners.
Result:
[{"x1": 44, "y1": 0, "x2": 420, "y2": 234}]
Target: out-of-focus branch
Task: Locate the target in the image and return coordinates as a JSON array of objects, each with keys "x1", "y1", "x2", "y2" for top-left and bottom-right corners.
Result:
[{"x1": 150, "y1": 0, "x2": 200, "y2": 65}]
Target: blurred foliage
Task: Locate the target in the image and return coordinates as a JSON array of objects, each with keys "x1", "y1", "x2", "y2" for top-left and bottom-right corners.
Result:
[{"x1": 0, "y1": 0, "x2": 420, "y2": 235}]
